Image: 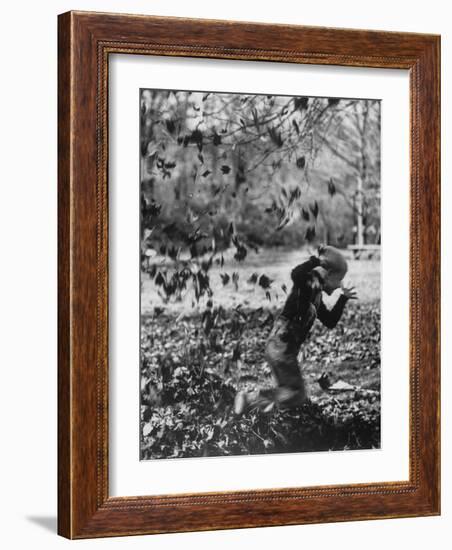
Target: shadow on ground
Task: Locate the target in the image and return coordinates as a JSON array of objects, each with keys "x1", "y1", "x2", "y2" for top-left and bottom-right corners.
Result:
[{"x1": 26, "y1": 516, "x2": 57, "y2": 533}]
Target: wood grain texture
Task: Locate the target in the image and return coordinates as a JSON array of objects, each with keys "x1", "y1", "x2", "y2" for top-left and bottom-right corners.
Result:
[
  {"x1": 57, "y1": 11, "x2": 72, "y2": 539},
  {"x1": 57, "y1": 10, "x2": 440, "y2": 539}
]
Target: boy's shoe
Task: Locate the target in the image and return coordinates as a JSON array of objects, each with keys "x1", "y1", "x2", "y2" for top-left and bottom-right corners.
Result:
[
  {"x1": 233, "y1": 387, "x2": 307, "y2": 416},
  {"x1": 274, "y1": 387, "x2": 308, "y2": 408},
  {"x1": 233, "y1": 390, "x2": 274, "y2": 415},
  {"x1": 233, "y1": 390, "x2": 248, "y2": 416}
]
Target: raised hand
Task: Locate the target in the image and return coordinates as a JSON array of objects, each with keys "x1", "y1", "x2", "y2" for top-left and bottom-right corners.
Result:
[{"x1": 341, "y1": 284, "x2": 357, "y2": 300}]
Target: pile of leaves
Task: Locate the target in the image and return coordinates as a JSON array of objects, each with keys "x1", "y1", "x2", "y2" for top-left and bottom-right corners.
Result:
[
  {"x1": 141, "y1": 393, "x2": 380, "y2": 460},
  {"x1": 140, "y1": 302, "x2": 381, "y2": 460}
]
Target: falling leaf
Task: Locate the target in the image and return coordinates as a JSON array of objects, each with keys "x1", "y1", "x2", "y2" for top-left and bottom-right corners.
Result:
[
  {"x1": 328, "y1": 178, "x2": 336, "y2": 196},
  {"x1": 258, "y1": 274, "x2": 273, "y2": 289},
  {"x1": 305, "y1": 226, "x2": 316, "y2": 242},
  {"x1": 190, "y1": 129, "x2": 203, "y2": 152},
  {"x1": 234, "y1": 243, "x2": 247, "y2": 262},
  {"x1": 301, "y1": 208, "x2": 310, "y2": 221},
  {"x1": 310, "y1": 201, "x2": 319, "y2": 219},
  {"x1": 232, "y1": 272, "x2": 239, "y2": 291},
  {"x1": 288, "y1": 187, "x2": 301, "y2": 206},
  {"x1": 276, "y1": 216, "x2": 290, "y2": 231},
  {"x1": 296, "y1": 156, "x2": 306, "y2": 169},
  {"x1": 165, "y1": 119, "x2": 176, "y2": 134},
  {"x1": 248, "y1": 273, "x2": 258, "y2": 285},
  {"x1": 265, "y1": 201, "x2": 277, "y2": 213},
  {"x1": 212, "y1": 132, "x2": 222, "y2": 146},
  {"x1": 268, "y1": 127, "x2": 283, "y2": 147}
]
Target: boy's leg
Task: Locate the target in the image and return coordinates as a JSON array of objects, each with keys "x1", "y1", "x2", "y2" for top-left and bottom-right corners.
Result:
[
  {"x1": 265, "y1": 317, "x2": 307, "y2": 407},
  {"x1": 233, "y1": 387, "x2": 276, "y2": 415},
  {"x1": 234, "y1": 317, "x2": 307, "y2": 414},
  {"x1": 270, "y1": 356, "x2": 307, "y2": 408}
]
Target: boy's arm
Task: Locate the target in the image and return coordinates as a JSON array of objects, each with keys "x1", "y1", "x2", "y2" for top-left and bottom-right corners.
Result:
[
  {"x1": 317, "y1": 294, "x2": 348, "y2": 329},
  {"x1": 280, "y1": 256, "x2": 320, "y2": 320},
  {"x1": 290, "y1": 256, "x2": 321, "y2": 287}
]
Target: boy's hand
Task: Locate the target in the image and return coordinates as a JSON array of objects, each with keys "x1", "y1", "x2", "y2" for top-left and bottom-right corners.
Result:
[
  {"x1": 317, "y1": 246, "x2": 329, "y2": 268},
  {"x1": 309, "y1": 255, "x2": 321, "y2": 266},
  {"x1": 341, "y1": 284, "x2": 357, "y2": 300}
]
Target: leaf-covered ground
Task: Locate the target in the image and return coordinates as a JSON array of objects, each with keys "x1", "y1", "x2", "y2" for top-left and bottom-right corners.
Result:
[{"x1": 140, "y1": 300, "x2": 380, "y2": 460}]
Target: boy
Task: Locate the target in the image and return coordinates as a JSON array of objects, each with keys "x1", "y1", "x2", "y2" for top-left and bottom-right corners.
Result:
[{"x1": 234, "y1": 245, "x2": 357, "y2": 414}]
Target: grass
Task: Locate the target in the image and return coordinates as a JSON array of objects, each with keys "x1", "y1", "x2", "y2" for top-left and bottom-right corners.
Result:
[{"x1": 141, "y1": 247, "x2": 380, "y2": 314}]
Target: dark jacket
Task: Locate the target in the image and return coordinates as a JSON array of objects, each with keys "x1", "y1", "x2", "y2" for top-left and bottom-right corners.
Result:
[{"x1": 279, "y1": 256, "x2": 348, "y2": 351}]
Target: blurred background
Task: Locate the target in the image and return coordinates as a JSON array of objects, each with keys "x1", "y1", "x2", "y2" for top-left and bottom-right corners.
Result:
[{"x1": 140, "y1": 90, "x2": 381, "y2": 311}]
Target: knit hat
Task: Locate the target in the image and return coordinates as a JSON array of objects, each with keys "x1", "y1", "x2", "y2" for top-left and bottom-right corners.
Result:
[{"x1": 317, "y1": 245, "x2": 348, "y2": 283}]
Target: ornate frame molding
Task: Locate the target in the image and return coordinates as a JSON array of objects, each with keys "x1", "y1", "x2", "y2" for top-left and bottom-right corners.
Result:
[{"x1": 58, "y1": 11, "x2": 440, "y2": 538}]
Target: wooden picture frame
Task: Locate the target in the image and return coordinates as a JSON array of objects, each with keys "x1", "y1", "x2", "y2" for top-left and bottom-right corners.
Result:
[{"x1": 58, "y1": 10, "x2": 440, "y2": 539}]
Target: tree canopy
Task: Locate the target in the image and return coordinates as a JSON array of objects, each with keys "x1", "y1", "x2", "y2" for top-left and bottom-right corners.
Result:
[{"x1": 140, "y1": 89, "x2": 380, "y2": 305}]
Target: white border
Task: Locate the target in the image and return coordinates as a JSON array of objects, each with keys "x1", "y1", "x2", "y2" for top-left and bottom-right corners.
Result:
[{"x1": 109, "y1": 54, "x2": 410, "y2": 497}]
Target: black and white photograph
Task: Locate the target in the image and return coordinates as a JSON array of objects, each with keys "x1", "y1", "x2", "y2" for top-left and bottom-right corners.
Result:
[
  {"x1": 0, "y1": 0, "x2": 445, "y2": 545},
  {"x1": 139, "y1": 88, "x2": 381, "y2": 460}
]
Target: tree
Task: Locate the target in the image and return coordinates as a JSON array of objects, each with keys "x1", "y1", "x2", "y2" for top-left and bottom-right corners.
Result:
[
  {"x1": 140, "y1": 90, "x2": 380, "y2": 307},
  {"x1": 315, "y1": 99, "x2": 381, "y2": 245}
]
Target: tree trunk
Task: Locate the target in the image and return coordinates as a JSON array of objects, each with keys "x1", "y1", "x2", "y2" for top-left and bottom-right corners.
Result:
[{"x1": 356, "y1": 174, "x2": 364, "y2": 246}]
